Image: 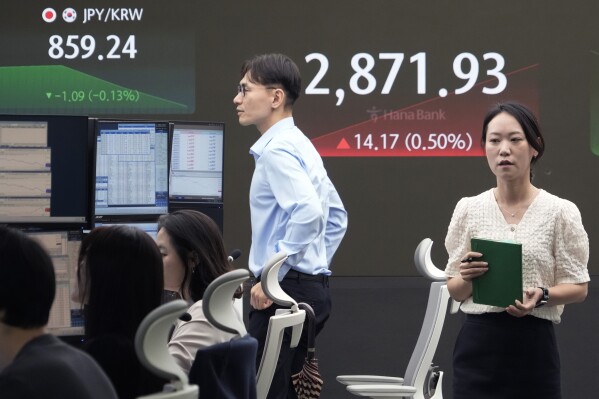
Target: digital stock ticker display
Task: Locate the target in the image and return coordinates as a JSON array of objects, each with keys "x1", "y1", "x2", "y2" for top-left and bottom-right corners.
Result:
[
  {"x1": 1, "y1": 1, "x2": 598, "y2": 275},
  {"x1": 0, "y1": 3, "x2": 195, "y2": 114}
]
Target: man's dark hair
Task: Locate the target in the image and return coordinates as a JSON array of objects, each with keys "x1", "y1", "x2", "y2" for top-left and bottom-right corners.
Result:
[
  {"x1": 240, "y1": 53, "x2": 302, "y2": 106},
  {"x1": 0, "y1": 226, "x2": 56, "y2": 328}
]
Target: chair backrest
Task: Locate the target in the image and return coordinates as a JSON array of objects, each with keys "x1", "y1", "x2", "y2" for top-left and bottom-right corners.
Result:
[
  {"x1": 415, "y1": 238, "x2": 461, "y2": 315},
  {"x1": 255, "y1": 251, "x2": 306, "y2": 399},
  {"x1": 259, "y1": 251, "x2": 298, "y2": 310},
  {"x1": 402, "y1": 282, "x2": 450, "y2": 393},
  {"x1": 134, "y1": 300, "x2": 199, "y2": 398},
  {"x1": 203, "y1": 268, "x2": 250, "y2": 336},
  {"x1": 414, "y1": 238, "x2": 446, "y2": 282},
  {"x1": 402, "y1": 238, "x2": 452, "y2": 397}
]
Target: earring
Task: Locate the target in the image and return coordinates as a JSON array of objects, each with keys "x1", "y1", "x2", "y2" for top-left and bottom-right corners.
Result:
[{"x1": 189, "y1": 252, "x2": 200, "y2": 273}]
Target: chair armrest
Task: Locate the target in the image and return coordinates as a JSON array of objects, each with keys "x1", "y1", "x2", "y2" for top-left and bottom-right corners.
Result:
[
  {"x1": 337, "y1": 375, "x2": 404, "y2": 386},
  {"x1": 450, "y1": 298, "x2": 461, "y2": 314},
  {"x1": 346, "y1": 384, "x2": 417, "y2": 397}
]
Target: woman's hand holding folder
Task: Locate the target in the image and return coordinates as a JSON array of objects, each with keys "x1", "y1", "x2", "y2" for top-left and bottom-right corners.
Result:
[{"x1": 458, "y1": 252, "x2": 488, "y2": 282}]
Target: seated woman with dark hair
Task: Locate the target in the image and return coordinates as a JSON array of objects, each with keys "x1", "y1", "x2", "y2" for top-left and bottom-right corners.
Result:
[
  {"x1": 74, "y1": 225, "x2": 166, "y2": 399},
  {"x1": 156, "y1": 209, "x2": 243, "y2": 373}
]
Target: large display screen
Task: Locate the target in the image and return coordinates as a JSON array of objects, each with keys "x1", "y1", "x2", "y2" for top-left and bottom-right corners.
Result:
[
  {"x1": 0, "y1": 2, "x2": 195, "y2": 114},
  {"x1": 310, "y1": 62, "x2": 537, "y2": 157},
  {"x1": 1, "y1": 1, "x2": 597, "y2": 276}
]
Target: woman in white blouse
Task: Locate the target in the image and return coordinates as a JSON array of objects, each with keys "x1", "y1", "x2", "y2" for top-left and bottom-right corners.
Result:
[
  {"x1": 156, "y1": 210, "x2": 244, "y2": 374},
  {"x1": 445, "y1": 101, "x2": 589, "y2": 399}
]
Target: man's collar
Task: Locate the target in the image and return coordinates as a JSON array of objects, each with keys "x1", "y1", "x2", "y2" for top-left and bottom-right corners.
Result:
[{"x1": 250, "y1": 117, "x2": 295, "y2": 158}]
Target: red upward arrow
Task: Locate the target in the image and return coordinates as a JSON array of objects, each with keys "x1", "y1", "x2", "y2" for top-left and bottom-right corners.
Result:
[{"x1": 336, "y1": 138, "x2": 350, "y2": 149}]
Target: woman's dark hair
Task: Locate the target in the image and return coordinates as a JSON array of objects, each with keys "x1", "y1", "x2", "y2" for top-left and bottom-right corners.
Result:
[
  {"x1": 157, "y1": 210, "x2": 238, "y2": 302},
  {"x1": 240, "y1": 53, "x2": 301, "y2": 106},
  {"x1": 78, "y1": 225, "x2": 163, "y2": 339},
  {"x1": 481, "y1": 101, "x2": 545, "y2": 180},
  {"x1": 0, "y1": 227, "x2": 55, "y2": 328}
]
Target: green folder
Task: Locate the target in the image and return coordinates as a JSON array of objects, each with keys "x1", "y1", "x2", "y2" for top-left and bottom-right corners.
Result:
[{"x1": 471, "y1": 237, "x2": 523, "y2": 308}]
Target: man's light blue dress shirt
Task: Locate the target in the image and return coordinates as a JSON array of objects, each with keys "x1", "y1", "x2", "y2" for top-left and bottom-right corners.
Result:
[{"x1": 248, "y1": 117, "x2": 348, "y2": 279}]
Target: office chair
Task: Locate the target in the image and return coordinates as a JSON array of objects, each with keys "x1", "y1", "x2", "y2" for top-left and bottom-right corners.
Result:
[
  {"x1": 189, "y1": 268, "x2": 258, "y2": 399},
  {"x1": 256, "y1": 251, "x2": 307, "y2": 399},
  {"x1": 337, "y1": 238, "x2": 456, "y2": 399},
  {"x1": 134, "y1": 299, "x2": 199, "y2": 399}
]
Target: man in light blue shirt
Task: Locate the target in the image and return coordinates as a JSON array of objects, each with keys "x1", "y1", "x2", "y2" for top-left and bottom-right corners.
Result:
[{"x1": 234, "y1": 53, "x2": 347, "y2": 398}]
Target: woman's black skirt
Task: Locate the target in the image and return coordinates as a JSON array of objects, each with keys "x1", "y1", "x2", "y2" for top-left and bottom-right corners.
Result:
[{"x1": 453, "y1": 312, "x2": 560, "y2": 399}]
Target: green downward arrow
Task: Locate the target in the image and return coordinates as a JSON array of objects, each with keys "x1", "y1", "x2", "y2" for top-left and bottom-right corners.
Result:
[{"x1": 46, "y1": 92, "x2": 52, "y2": 99}]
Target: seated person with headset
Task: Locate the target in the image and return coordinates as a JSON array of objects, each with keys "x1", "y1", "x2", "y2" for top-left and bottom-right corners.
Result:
[{"x1": 0, "y1": 226, "x2": 117, "y2": 399}]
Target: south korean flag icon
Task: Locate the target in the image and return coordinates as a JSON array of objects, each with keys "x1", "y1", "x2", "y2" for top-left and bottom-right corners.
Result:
[{"x1": 62, "y1": 8, "x2": 77, "y2": 23}]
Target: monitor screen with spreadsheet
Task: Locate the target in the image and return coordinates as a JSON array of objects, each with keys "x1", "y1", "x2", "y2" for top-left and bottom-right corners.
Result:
[
  {"x1": 92, "y1": 119, "x2": 170, "y2": 221},
  {"x1": 0, "y1": 115, "x2": 93, "y2": 229},
  {"x1": 168, "y1": 121, "x2": 224, "y2": 204},
  {"x1": 25, "y1": 229, "x2": 85, "y2": 337}
]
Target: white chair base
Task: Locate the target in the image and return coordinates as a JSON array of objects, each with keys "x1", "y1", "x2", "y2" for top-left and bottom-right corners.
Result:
[
  {"x1": 337, "y1": 375, "x2": 404, "y2": 386},
  {"x1": 346, "y1": 371, "x2": 444, "y2": 399}
]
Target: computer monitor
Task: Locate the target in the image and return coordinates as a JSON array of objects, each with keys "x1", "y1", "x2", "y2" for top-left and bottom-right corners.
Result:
[
  {"x1": 25, "y1": 229, "x2": 85, "y2": 337},
  {"x1": 168, "y1": 121, "x2": 224, "y2": 204},
  {"x1": 93, "y1": 220, "x2": 160, "y2": 240},
  {"x1": 92, "y1": 119, "x2": 170, "y2": 222},
  {"x1": 0, "y1": 115, "x2": 93, "y2": 229}
]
